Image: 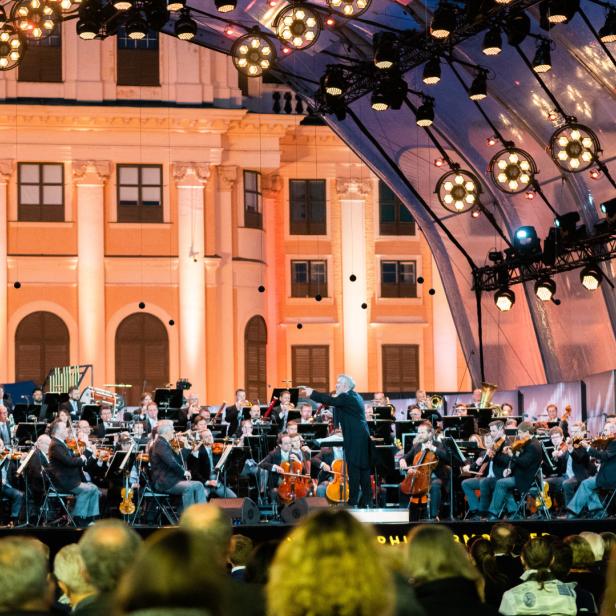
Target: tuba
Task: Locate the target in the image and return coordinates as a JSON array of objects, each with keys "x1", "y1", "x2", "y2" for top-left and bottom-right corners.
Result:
[
  {"x1": 429, "y1": 394, "x2": 444, "y2": 410},
  {"x1": 479, "y1": 382, "x2": 505, "y2": 417}
]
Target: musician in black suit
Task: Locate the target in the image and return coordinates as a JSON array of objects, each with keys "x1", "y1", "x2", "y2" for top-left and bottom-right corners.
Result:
[
  {"x1": 311, "y1": 439, "x2": 345, "y2": 498},
  {"x1": 48, "y1": 420, "x2": 100, "y2": 525},
  {"x1": 258, "y1": 432, "x2": 299, "y2": 502},
  {"x1": 0, "y1": 436, "x2": 23, "y2": 525},
  {"x1": 218, "y1": 390, "x2": 244, "y2": 437},
  {"x1": 64, "y1": 386, "x2": 82, "y2": 419},
  {"x1": 149, "y1": 420, "x2": 206, "y2": 511},
  {"x1": 567, "y1": 421, "x2": 616, "y2": 519},
  {"x1": 488, "y1": 422, "x2": 543, "y2": 519},
  {"x1": 304, "y1": 375, "x2": 372, "y2": 508},
  {"x1": 272, "y1": 390, "x2": 294, "y2": 433},
  {"x1": 0, "y1": 385, "x2": 13, "y2": 414},
  {"x1": 25, "y1": 434, "x2": 51, "y2": 505},
  {"x1": 546, "y1": 425, "x2": 593, "y2": 510},
  {"x1": 91, "y1": 405, "x2": 114, "y2": 439}
]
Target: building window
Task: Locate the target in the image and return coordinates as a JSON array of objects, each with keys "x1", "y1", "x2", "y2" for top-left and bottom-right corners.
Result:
[
  {"x1": 245, "y1": 316, "x2": 267, "y2": 402},
  {"x1": 18, "y1": 163, "x2": 64, "y2": 222},
  {"x1": 381, "y1": 260, "x2": 417, "y2": 298},
  {"x1": 291, "y1": 260, "x2": 327, "y2": 298},
  {"x1": 382, "y1": 345, "x2": 419, "y2": 393},
  {"x1": 18, "y1": 29, "x2": 62, "y2": 83},
  {"x1": 117, "y1": 29, "x2": 159, "y2": 86},
  {"x1": 117, "y1": 164, "x2": 163, "y2": 223},
  {"x1": 379, "y1": 180, "x2": 415, "y2": 235},
  {"x1": 244, "y1": 170, "x2": 262, "y2": 229},
  {"x1": 289, "y1": 179, "x2": 326, "y2": 235},
  {"x1": 292, "y1": 345, "x2": 329, "y2": 391}
]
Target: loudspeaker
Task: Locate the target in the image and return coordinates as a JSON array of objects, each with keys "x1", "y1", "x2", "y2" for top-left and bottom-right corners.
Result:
[
  {"x1": 280, "y1": 497, "x2": 329, "y2": 524},
  {"x1": 216, "y1": 498, "x2": 260, "y2": 524}
]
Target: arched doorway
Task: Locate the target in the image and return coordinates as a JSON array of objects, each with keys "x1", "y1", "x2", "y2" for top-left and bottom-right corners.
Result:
[
  {"x1": 244, "y1": 316, "x2": 267, "y2": 403},
  {"x1": 115, "y1": 313, "x2": 169, "y2": 406},
  {"x1": 15, "y1": 311, "x2": 70, "y2": 386}
]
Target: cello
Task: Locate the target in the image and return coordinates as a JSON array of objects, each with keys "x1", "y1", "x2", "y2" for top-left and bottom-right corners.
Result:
[
  {"x1": 325, "y1": 459, "x2": 349, "y2": 503},
  {"x1": 400, "y1": 445, "x2": 438, "y2": 510},
  {"x1": 277, "y1": 458, "x2": 311, "y2": 504}
]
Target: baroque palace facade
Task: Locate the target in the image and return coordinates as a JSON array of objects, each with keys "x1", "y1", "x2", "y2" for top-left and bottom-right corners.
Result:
[{"x1": 0, "y1": 24, "x2": 469, "y2": 405}]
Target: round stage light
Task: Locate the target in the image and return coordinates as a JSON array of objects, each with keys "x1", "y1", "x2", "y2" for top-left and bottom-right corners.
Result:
[
  {"x1": 0, "y1": 26, "x2": 24, "y2": 70},
  {"x1": 326, "y1": 0, "x2": 371, "y2": 17},
  {"x1": 489, "y1": 147, "x2": 537, "y2": 194},
  {"x1": 435, "y1": 169, "x2": 482, "y2": 214},
  {"x1": 274, "y1": 3, "x2": 320, "y2": 50},
  {"x1": 232, "y1": 32, "x2": 275, "y2": 78},
  {"x1": 580, "y1": 264, "x2": 602, "y2": 290},
  {"x1": 534, "y1": 278, "x2": 556, "y2": 301},
  {"x1": 550, "y1": 123, "x2": 600, "y2": 173},
  {"x1": 495, "y1": 288, "x2": 515, "y2": 311},
  {"x1": 12, "y1": 0, "x2": 59, "y2": 40}
]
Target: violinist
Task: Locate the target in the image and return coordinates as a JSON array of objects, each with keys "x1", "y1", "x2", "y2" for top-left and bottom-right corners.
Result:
[
  {"x1": 399, "y1": 421, "x2": 449, "y2": 519},
  {"x1": 566, "y1": 421, "x2": 616, "y2": 519},
  {"x1": 48, "y1": 419, "x2": 100, "y2": 527},
  {"x1": 545, "y1": 425, "x2": 593, "y2": 513},
  {"x1": 0, "y1": 436, "x2": 23, "y2": 526},
  {"x1": 461, "y1": 420, "x2": 510, "y2": 520},
  {"x1": 0, "y1": 405, "x2": 12, "y2": 448},
  {"x1": 149, "y1": 420, "x2": 206, "y2": 512},
  {"x1": 77, "y1": 420, "x2": 108, "y2": 488},
  {"x1": 25, "y1": 434, "x2": 51, "y2": 511},
  {"x1": 187, "y1": 420, "x2": 237, "y2": 499},
  {"x1": 487, "y1": 421, "x2": 542, "y2": 520}
]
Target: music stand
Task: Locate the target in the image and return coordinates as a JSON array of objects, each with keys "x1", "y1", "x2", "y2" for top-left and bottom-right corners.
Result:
[
  {"x1": 442, "y1": 416, "x2": 475, "y2": 440},
  {"x1": 395, "y1": 420, "x2": 422, "y2": 442},
  {"x1": 81, "y1": 405, "x2": 101, "y2": 427},
  {"x1": 154, "y1": 388, "x2": 183, "y2": 410},
  {"x1": 297, "y1": 423, "x2": 329, "y2": 439},
  {"x1": 106, "y1": 451, "x2": 137, "y2": 479},
  {"x1": 373, "y1": 406, "x2": 394, "y2": 420},
  {"x1": 15, "y1": 422, "x2": 47, "y2": 445}
]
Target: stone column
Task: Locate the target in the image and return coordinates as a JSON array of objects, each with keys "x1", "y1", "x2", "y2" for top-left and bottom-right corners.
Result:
[
  {"x1": 73, "y1": 160, "x2": 111, "y2": 385},
  {"x1": 0, "y1": 160, "x2": 14, "y2": 382},
  {"x1": 337, "y1": 178, "x2": 371, "y2": 391},
  {"x1": 173, "y1": 163, "x2": 210, "y2": 400},
  {"x1": 215, "y1": 165, "x2": 237, "y2": 397}
]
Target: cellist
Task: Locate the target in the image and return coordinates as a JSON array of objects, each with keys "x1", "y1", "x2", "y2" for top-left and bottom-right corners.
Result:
[{"x1": 399, "y1": 421, "x2": 450, "y2": 520}]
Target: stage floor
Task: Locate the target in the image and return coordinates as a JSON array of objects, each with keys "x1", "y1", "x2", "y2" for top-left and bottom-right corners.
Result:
[{"x1": 0, "y1": 509, "x2": 613, "y2": 557}]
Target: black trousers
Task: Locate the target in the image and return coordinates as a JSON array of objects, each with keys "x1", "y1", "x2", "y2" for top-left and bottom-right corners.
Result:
[{"x1": 348, "y1": 462, "x2": 372, "y2": 508}]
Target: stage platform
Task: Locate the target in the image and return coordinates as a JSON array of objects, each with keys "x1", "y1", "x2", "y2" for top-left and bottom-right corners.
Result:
[{"x1": 0, "y1": 509, "x2": 613, "y2": 557}]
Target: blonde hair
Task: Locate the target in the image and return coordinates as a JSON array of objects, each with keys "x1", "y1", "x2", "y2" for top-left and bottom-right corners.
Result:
[
  {"x1": 266, "y1": 510, "x2": 394, "y2": 616},
  {"x1": 406, "y1": 525, "x2": 484, "y2": 599}
]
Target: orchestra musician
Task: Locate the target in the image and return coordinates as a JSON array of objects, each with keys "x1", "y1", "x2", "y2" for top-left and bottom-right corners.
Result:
[
  {"x1": 0, "y1": 405, "x2": 12, "y2": 448},
  {"x1": 311, "y1": 433, "x2": 345, "y2": 498},
  {"x1": 286, "y1": 421, "x2": 299, "y2": 438},
  {"x1": 304, "y1": 376, "x2": 373, "y2": 508},
  {"x1": 537, "y1": 403, "x2": 569, "y2": 437},
  {"x1": 461, "y1": 420, "x2": 509, "y2": 520},
  {"x1": 149, "y1": 420, "x2": 206, "y2": 511},
  {"x1": 566, "y1": 421, "x2": 616, "y2": 519},
  {"x1": 187, "y1": 420, "x2": 237, "y2": 500},
  {"x1": 0, "y1": 436, "x2": 23, "y2": 526},
  {"x1": 258, "y1": 432, "x2": 298, "y2": 503},
  {"x1": 407, "y1": 405, "x2": 422, "y2": 421},
  {"x1": 272, "y1": 390, "x2": 294, "y2": 433},
  {"x1": 468, "y1": 388, "x2": 483, "y2": 409},
  {"x1": 248, "y1": 404, "x2": 264, "y2": 426},
  {"x1": 219, "y1": 389, "x2": 244, "y2": 436},
  {"x1": 453, "y1": 403, "x2": 468, "y2": 417},
  {"x1": 501, "y1": 403, "x2": 514, "y2": 417},
  {"x1": 0, "y1": 385, "x2": 13, "y2": 414},
  {"x1": 399, "y1": 421, "x2": 450, "y2": 519},
  {"x1": 25, "y1": 434, "x2": 51, "y2": 511},
  {"x1": 299, "y1": 403, "x2": 314, "y2": 424},
  {"x1": 487, "y1": 422, "x2": 542, "y2": 520},
  {"x1": 64, "y1": 386, "x2": 82, "y2": 420},
  {"x1": 415, "y1": 389, "x2": 429, "y2": 411},
  {"x1": 545, "y1": 425, "x2": 593, "y2": 512},
  {"x1": 178, "y1": 394, "x2": 201, "y2": 429},
  {"x1": 144, "y1": 402, "x2": 159, "y2": 434},
  {"x1": 92, "y1": 405, "x2": 114, "y2": 439},
  {"x1": 48, "y1": 419, "x2": 100, "y2": 527}
]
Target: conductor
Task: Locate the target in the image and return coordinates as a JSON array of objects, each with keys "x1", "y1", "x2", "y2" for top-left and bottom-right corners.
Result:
[{"x1": 302, "y1": 375, "x2": 372, "y2": 508}]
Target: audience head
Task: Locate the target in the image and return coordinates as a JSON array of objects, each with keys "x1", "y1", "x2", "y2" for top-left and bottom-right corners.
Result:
[
  {"x1": 0, "y1": 537, "x2": 53, "y2": 613},
  {"x1": 53, "y1": 544, "x2": 96, "y2": 606},
  {"x1": 579, "y1": 531, "x2": 605, "y2": 562},
  {"x1": 79, "y1": 519, "x2": 142, "y2": 593},
  {"x1": 601, "y1": 532, "x2": 616, "y2": 561},
  {"x1": 550, "y1": 540, "x2": 573, "y2": 580},
  {"x1": 469, "y1": 537, "x2": 494, "y2": 569},
  {"x1": 228, "y1": 534, "x2": 254, "y2": 568},
  {"x1": 564, "y1": 535, "x2": 595, "y2": 570},
  {"x1": 115, "y1": 528, "x2": 226, "y2": 616},
  {"x1": 267, "y1": 509, "x2": 393, "y2": 616},
  {"x1": 179, "y1": 503, "x2": 232, "y2": 566},
  {"x1": 490, "y1": 523, "x2": 516, "y2": 555},
  {"x1": 521, "y1": 537, "x2": 554, "y2": 587}
]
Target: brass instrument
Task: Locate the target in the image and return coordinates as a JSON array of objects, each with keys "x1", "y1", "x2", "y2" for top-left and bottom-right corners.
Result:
[
  {"x1": 479, "y1": 382, "x2": 505, "y2": 417},
  {"x1": 429, "y1": 395, "x2": 444, "y2": 410}
]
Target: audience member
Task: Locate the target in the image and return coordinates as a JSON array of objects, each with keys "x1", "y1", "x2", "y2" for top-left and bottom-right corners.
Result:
[
  {"x1": 405, "y1": 525, "x2": 498, "y2": 615},
  {"x1": 53, "y1": 544, "x2": 97, "y2": 612},
  {"x1": 267, "y1": 509, "x2": 394, "y2": 616},
  {"x1": 179, "y1": 503, "x2": 232, "y2": 566},
  {"x1": 499, "y1": 536, "x2": 576, "y2": 615},
  {"x1": 565, "y1": 534, "x2": 604, "y2": 606},
  {"x1": 228, "y1": 535, "x2": 253, "y2": 582},
  {"x1": 78, "y1": 519, "x2": 142, "y2": 616}
]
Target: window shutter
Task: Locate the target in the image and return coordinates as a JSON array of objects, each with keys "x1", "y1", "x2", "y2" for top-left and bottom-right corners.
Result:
[
  {"x1": 292, "y1": 345, "x2": 329, "y2": 391},
  {"x1": 382, "y1": 345, "x2": 419, "y2": 393},
  {"x1": 245, "y1": 316, "x2": 267, "y2": 402}
]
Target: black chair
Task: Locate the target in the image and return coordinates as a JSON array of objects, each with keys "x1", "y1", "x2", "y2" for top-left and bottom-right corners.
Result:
[
  {"x1": 129, "y1": 467, "x2": 179, "y2": 526},
  {"x1": 499, "y1": 470, "x2": 551, "y2": 520},
  {"x1": 37, "y1": 470, "x2": 76, "y2": 527}
]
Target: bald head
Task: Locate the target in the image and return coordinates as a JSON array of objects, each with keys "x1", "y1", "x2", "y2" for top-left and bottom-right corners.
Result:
[{"x1": 179, "y1": 503, "x2": 232, "y2": 564}]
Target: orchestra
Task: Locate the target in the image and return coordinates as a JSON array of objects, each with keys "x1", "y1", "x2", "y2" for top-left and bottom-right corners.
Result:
[{"x1": 1, "y1": 373, "x2": 615, "y2": 528}]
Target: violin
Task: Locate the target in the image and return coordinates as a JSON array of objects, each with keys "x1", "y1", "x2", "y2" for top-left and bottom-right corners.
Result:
[
  {"x1": 589, "y1": 436, "x2": 616, "y2": 450},
  {"x1": 277, "y1": 458, "x2": 311, "y2": 504},
  {"x1": 212, "y1": 442, "x2": 225, "y2": 455},
  {"x1": 325, "y1": 458, "x2": 349, "y2": 503},
  {"x1": 0, "y1": 448, "x2": 22, "y2": 461},
  {"x1": 119, "y1": 487, "x2": 136, "y2": 515},
  {"x1": 508, "y1": 438, "x2": 530, "y2": 453},
  {"x1": 66, "y1": 438, "x2": 87, "y2": 455}
]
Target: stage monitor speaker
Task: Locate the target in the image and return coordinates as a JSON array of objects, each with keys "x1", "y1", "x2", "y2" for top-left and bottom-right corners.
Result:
[
  {"x1": 216, "y1": 498, "x2": 260, "y2": 525},
  {"x1": 280, "y1": 497, "x2": 329, "y2": 524}
]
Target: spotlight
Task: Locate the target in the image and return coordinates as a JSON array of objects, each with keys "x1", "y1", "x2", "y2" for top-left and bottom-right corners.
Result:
[
  {"x1": 370, "y1": 73, "x2": 407, "y2": 111},
  {"x1": 486, "y1": 135, "x2": 497, "y2": 146},
  {"x1": 167, "y1": 0, "x2": 185, "y2": 11},
  {"x1": 0, "y1": 26, "x2": 24, "y2": 70},
  {"x1": 113, "y1": 0, "x2": 132, "y2": 10},
  {"x1": 325, "y1": 16, "x2": 335, "y2": 26},
  {"x1": 430, "y1": 5, "x2": 455, "y2": 39},
  {"x1": 436, "y1": 169, "x2": 482, "y2": 214},
  {"x1": 532, "y1": 39, "x2": 552, "y2": 73},
  {"x1": 415, "y1": 99, "x2": 434, "y2": 127},
  {"x1": 482, "y1": 26, "x2": 502, "y2": 55},
  {"x1": 422, "y1": 57, "x2": 441, "y2": 85},
  {"x1": 589, "y1": 168, "x2": 601, "y2": 180},
  {"x1": 513, "y1": 226, "x2": 541, "y2": 254},
  {"x1": 489, "y1": 147, "x2": 537, "y2": 194},
  {"x1": 175, "y1": 10, "x2": 196, "y2": 40},
  {"x1": 495, "y1": 288, "x2": 515, "y2": 311},
  {"x1": 547, "y1": 110, "x2": 560, "y2": 122},
  {"x1": 323, "y1": 65, "x2": 346, "y2": 96},
  {"x1": 471, "y1": 206, "x2": 481, "y2": 218},
  {"x1": 550, "y1": 123, "x2": 600, "y2": 173},
  {"x1": 434, "y1": 157, "x2": 445, "y2": 167},
  {"x1": 326, "y1": 0, "x2": 371, "y2": 17},
  {"x1": 274, "y1": 3, "x2": 320, "y2": 50},
  {"x1": 534, "y1": 277, "x2": 556, "y2": 301},
  {"x1": 505, "y1": 10, "x2": 530, "y2": 45},
  {"x1": 469, "y1": 71, "x2": 487, "y2": 101},
  {"x1": 373, "y1": 32, "x2": 397, "y2": 69},
  {"x1": 547, "y1": 0, "x2": 577, "y2": 24},
  {"x1": 232, "y1": 32, "x2": 275, "y2": 78},
  {"x1": 600, "y1": 197, "x2": 616, "y2": 226},
  {"x1": 599, "y1": 9, "x2": 616, "y2": 43},
  {"x1": 13, "y1": 0, "x2": 59, "y2": 41},
  {"x1": 580, "y1": 264, "x2": 602, "y2": 290},
  {"x1": 77, "y1": 16, "x2": 98, "y2": 39},
  {"x1": 126, "y1": 12, "x2": 148, "y2": 39},
  {"x1": 525, "y1": 189, "x2": 535, "y2": 200},
  {"x1": 215, "y1": 0, "x2": 236, "y2": 12}
]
